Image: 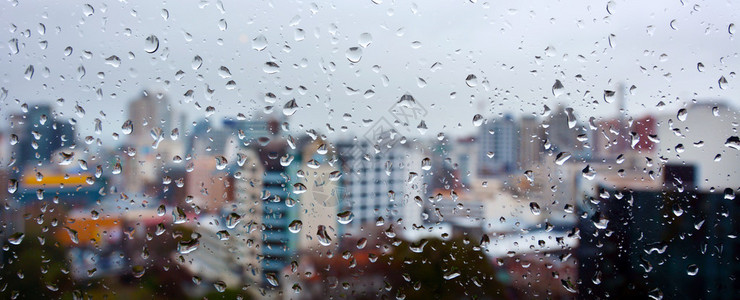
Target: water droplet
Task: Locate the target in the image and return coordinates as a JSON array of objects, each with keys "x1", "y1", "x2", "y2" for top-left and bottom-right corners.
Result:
[
  {"x1": 161, "y1": 9, "x2": 169, "y2": 20},
  {"x1": 346, "y1": 47, "x2": 362, "y2": 63},
  {"x1": 132, "y1": 265, "x2": 145, "y2": 278},
  {"x1": 263, "y1": 61, "x2": 280, "y2": 74},
  {"x1": 606, "y1": 1, "x2": 616, "y2": 14},
  {"x1": 729, "y1": 23, "x2": 736, "y2": 35},
  {"x1": 64, "y1": 226, "x2": 79, "y2": 244},
  {"x1": 582, "y1": 165, "x2": 596, "y2": 180},
  {"x1": 283, "y1": 99, "x2": 299, "y2": 116},
  {"x1": 288, "y1": 220, "x2": 303, "y2": 233},
  {"x1": 555, "y1": 152, "x2": 572, "y2": 165},
  {"x1": 608, "y1": 34, "x2": 616, "y2": 48},
  {"x1": 294, "y1": 28, "x2": 305, "y2": 41},
  {"x1": 409, "y1": 239, "x2": 428, "y2": 253},
  {"x1": 524, "y1": 170, "x2": 534, "y2": 184},
  {"x1": 155, "y1": 223, "x2": 166, "y2": 236},
  {"x1": 724, "y1": 188, "x2": 735, "y2": 200},
  {"x1": 472, "y1": 114, "x2": 484, "y2": 127},
  {"x1": 217, "y1": 19, "x2": 227, "y2": 31},
  {"x1": 358, "y1": 33, "x2": 372, "y2": 47},
  {"x1": 8, "y1": 38, "x2": 19, "y2": 54},
  {"x1": 603, "y1": 90, "x2": 616, "y2": 103},
  {"x1": 8, "y1": 179, "x2": 18, "y2": 194},
  {"x1": 157, "y1": 205, "x2": 166, "y2": 216},
  {"x1": 718, "y1": 76, "x2": 728, "y2": 90},
  {"x1": 252, "y1": 34, "x2": 268, "y2": 51},
  {"x1": 677, "y1": 108, "x2": 687, "y2": 121},
  {"x1": 213, "y1": 66, "x2": 231, "y2": 79},
  {"x1": 724, "y1": 136, "x2": 739, "y2": 150},
  {"x1": 529, "y1": 202, "x2": 541, "y2": 215},
  {"x1": 316, "y1": 225, "x2": 331, "y2": 246},
  {"x1": 58, "y1": 151, "x2": 74, "y2": 165},
  {"x1": 191, "y1": 55, "x2": 203, "y2": 70},
  {"x1": 216, "y1": 230, "x2": 230, "y2": 241},
  {"x1": 443, "y1": 270, "x2": 461, "y2": 280},
  {"x1": 83, "y1": 4, "x2": 94, "y2": 16},
  {"x1": 215, "y1": 155, "x2": 228, "y2": 170},
  {"x1": 561, "y1": 279, "x2": 577, "y2": 293},
  {"x1": 337, "y1": 211, "x2": 354, "y2": 224},
  {"x1": 112, "y1": 162, "x2": 122, "y2": 174},
  {"x1": 121, "y1": 120, "x2": 133, "y2": 135},
  {"x1": 670, "y1": 19, "x2": 678, "y2": 30},
  {"x1": 8, "y1": 232, "x2": 24, "y2": 245},
  {"x1": 226, "y1": 213, "x2": 241, "y2": 229},
  {"x1": 177, "y1": 238, "x2": 199, "y2": 254},
  {"x1": 225, "y1": 80, "x2": 236, "y2": 90},
  {"x1": 280, "y1": 154, "x2": 294, "y2": 167},
  {"x1": 173, "y1": 206, "x2": 187, "y2": 224},
  {"x1": 421, "y1": 157, "x2": 432, "y2": 171},
  {"x1": 565, "y1": 108, "x2": 577, "y2": 129},
  {"x1": 697, "y1": 62, "x2": 704, "y2": 72},
  {"x1": 144, "y1": 35, "x2": 159, "y2": 53},
  {"x1": 357, "y1": 238, "x2": 367, "y2": 249},
  {"x1": 417, "y1": 120, "x2": 428, "y2": 134},
  {"x1": 24, "y1": 65, "x2": 34, "y2": 80},
  {"x1": 686, "y1": 264, "x2": 698, "y2": 276},
  {"x1": 465, "y1": 74, "x2": 478, "y2": 87},
  {"x1": 672, "y1": 203, "x2": 684, "y2": 216},
  {"x1": 293, "y1": 182, "x2": 307, "y2": 194},
  {"x1": 265, "y1": 273, "x2": 280, "y2": 287},
  {"x1": 72, "y1": 105, "x2": 87, "y2": 119},
  {"x1": 552, "y1": 79, "x2": 564, "y2": 97}
]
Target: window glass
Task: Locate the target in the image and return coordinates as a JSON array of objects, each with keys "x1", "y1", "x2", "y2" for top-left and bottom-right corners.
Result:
[{"x1": 1, "y1": 1, "x2": 737, "y2": 299}]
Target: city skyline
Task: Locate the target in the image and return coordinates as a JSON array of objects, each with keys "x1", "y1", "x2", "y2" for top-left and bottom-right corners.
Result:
[{"x1": 1, "y1": 1, "x2": 738, "y2": 299}]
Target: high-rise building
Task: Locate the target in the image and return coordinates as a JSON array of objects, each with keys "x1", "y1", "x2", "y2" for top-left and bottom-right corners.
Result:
[
  {"x1": 544, "y1": 105, "x2": 591, "y2": 161},
  {"x1": 293, "y1": 140, "x2": 342, "y2": 252},
  {"x1": 255, "y1": 131, "x2": 299, "y2": 288},
  {"x1": 578, "y1": 173, "x2": 737, "y2": 299},
  {"x1": 185, "y1": 157, "x2": 232, "y2": 213},
  {"x1": 477, "y1": 115, "x2": 519, "y2": 177},
  {"x1": 336, "y1": 137, "x2": 428, "y2": 240},
  {"x1": 654, "y1": 102, "x2": 738, "y2": 191},
  {"x1": 9, "y1": 105, "x2": 75, "y2": 171},
  {"x1": 127, "y1": 90, "x2": 171, "y2": 150},
  {"x1": 518, "y1": 115, "x2": 544, "y2": 170},
  {"x1": 231, "y1": 148, "x2": 265, "y2": 285}
]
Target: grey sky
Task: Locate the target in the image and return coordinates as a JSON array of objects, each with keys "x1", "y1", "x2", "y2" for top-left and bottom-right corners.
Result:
[{"x1": 1, "y1": 0, "x2": 737, "y2": 145}]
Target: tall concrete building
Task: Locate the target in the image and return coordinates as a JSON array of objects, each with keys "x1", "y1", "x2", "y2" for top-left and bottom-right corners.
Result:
[
  {"x1": 9, "y1": 105, "x2": 75, "y2": 171},
  {"x1": 544, "y1": 105, "x2": 591, "y2": 161},
  {"x1": 337, "y1": 141, "x2": 425, "y2": 234},
  {"x1": 294, "y1": 140, "x2": 342, "y2": 252},
  {"x1": 127, "y1": 90, "x2": 171, "y2": 149},
  {"x1": 518, "y1": 115, "x2": 544, "y2": 170},
  {"x1": 654, "y1": 102, "x2": 739, "y2": 191},
  {"x1": 254, "y1": 126, "x2": 299, "y2": 289},
  {"x1": 477, "y1": 115, "x2": 519, "y2": 177},
  {"x1": 231, "y1": 148, "x2": 265, "y2": 285},
  {"x1": 185, "y1": 157, "x2": 232, "y2": 213}
]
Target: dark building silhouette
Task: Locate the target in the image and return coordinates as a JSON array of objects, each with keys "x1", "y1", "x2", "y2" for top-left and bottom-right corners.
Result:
[
  {"x1": 578, "y1": 166, "x2": 738, "y2": 299},
  {"x1": 10, "y1": 104, "x2": 75, "y2": 171}
]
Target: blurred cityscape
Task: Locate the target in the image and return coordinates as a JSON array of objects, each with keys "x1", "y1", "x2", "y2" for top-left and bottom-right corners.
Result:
[{"x1": 0, "y1": 89, "x2": 737, "y2": 299}]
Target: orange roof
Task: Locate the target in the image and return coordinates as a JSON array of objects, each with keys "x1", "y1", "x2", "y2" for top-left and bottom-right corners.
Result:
[{"x1": 55, "y1": 217, "x2": 121, "y2": 246}]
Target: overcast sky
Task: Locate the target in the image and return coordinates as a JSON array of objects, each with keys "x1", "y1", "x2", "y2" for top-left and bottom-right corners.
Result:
[{"x1": 1, "y1": 0, "x2": 737, "y2": 145}]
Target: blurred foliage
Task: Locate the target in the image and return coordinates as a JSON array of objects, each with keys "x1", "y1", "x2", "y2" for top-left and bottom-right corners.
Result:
[
  {"x1": 197, "y1": 288, "x2": 253, "y2": 300},
  {"x1": 0, "y1": 218, "x2": 74, "y2": 299},
  {"x1": 380, "y1": 237, "x2": 506, "y2": 300}
]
